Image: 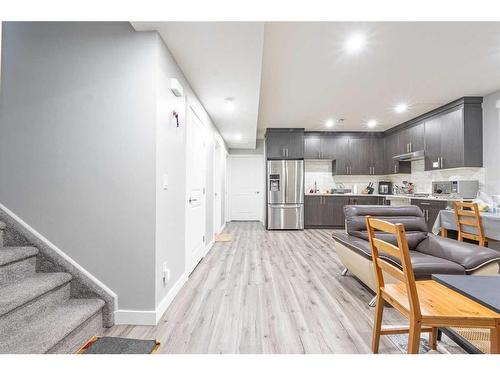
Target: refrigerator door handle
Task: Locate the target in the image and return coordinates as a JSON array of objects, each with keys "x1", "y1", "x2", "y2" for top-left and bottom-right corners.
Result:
[{"x1": 269, "y1": 204, "x2": 303, "y2": 209}]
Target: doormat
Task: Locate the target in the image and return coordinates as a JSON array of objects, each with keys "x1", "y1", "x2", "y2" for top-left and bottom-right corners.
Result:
[
  {"x1": 77, "y1": 336, "x2": 160, "y2": 354},
  {"x1": 215, "y1": 233, "x2": 233, "y2": 242}
]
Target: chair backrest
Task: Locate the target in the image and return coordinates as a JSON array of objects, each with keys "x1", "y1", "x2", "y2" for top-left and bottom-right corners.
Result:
[
  {"x1": 453, "y1": 202, "x2": 485, "y2": 244},
  {"x1": 365, "y1": 216, "x2": 421, "y2": 318}
]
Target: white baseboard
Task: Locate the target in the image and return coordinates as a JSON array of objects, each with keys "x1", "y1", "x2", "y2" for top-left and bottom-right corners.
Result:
[
  {"x1": 114, "y1": 271, "x2": 188, "y2": 326},
  {"x1": 204, "y1": 238, "x2": 215, "y2": 257},
  {"x1": 219, "y1": 221, "x2": 227, "y2": 233},
  {"x1": 114, "y1": 309, "x2": 157, "y2": 325},
  {"x1": 114, "y1": 240, "x2": 217, "y2": 326},
  {"x1": 154, "y1": 271, "x2": 189, "y2": 324}
]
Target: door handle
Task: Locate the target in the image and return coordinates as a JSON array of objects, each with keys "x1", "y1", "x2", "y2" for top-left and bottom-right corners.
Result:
[
  {"x1": 189, "y1": 197, "x2": 198, "y2": 203},
  {"x1": 256, "y1": 191, "x2": 260, "y2": 194}
]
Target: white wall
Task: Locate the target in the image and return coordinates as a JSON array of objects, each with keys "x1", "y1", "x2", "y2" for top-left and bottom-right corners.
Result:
[
  {"x1": 483, "y1": 90, "x2": 500, "y2": 195},
  {"x1": 154, "y1": 35, "x2": 227, "y2": 315}
]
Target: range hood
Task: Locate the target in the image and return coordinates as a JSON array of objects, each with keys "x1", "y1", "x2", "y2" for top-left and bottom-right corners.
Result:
[{"x1": 392, "y1": 149, "x2": 425, "y2": 161}]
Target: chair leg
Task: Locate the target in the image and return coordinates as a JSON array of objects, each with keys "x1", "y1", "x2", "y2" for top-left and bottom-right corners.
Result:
[
  {"x1": 490, "y1": 324, "x2": 500, "y2": 354},
  {"x1": 429, "y1": 327, "x2": 438, "y2": 350},
  {"x1": 371, "y1": 295, "x2": 384, "y2": 354},
  {"x1": 408, "y1": 320, "x2": 422, "y2": 354}
]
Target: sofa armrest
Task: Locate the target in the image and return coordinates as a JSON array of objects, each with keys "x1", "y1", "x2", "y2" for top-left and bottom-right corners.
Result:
[{"x1": 416, "y1": 234, "x2": 500, "y2": 272}]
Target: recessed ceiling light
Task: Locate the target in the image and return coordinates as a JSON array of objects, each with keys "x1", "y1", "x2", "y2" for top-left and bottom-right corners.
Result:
[
  {"x1": 225, "y1": 97, "x2": 235, "y2": 112},
  {"x1": 234, "y1": 133, "x2": 242, "y2": 141},
  {"x1": 395, "y1": 103, "x2": 408, "y2": 113},
  {"x1": 344, "y1": 33, "x2": 366, "y2": 53},
  {"x1": 367, "y1": 120, "x2": 378, "y2": 128},
  {"x1": 325, "y1": 119, "x2": 335, "y2": 128}
]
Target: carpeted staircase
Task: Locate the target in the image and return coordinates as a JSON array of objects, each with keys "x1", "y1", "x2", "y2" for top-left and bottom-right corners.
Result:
[{"x1": 0, "y1": 220, "x2": 105, "y2": 353}]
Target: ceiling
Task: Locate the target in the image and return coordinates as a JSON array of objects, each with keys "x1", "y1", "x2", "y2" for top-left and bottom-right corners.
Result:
[
  {"x1": 131, "y1": 22, "x2": 264, "y2": 149},
  {"x1": 132, "y1": 22, "x2": 500, "y2": 148}
]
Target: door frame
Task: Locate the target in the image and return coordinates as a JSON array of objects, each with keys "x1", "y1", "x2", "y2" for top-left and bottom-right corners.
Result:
[
  {"x1": 213, "y1": 137, "x2": 225, "y2": 235},
  {"x1": 227, "y1": 154, "x2": 265, "y2": 223},
  {"x1": 184, "y1": 103, "x2": 207, "y2": 274}
]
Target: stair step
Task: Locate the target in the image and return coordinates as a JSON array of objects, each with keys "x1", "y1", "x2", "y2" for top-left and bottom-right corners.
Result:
[
  {"x1": 0, "y1": 272, "x2": 72, "y2": 317},
  {"x1": 0, "y1": 246, "x2": 38, "y2": 266},
  {"x1": 0, "y1": 247, "x2": 39, "y2": 283},
  {"x1": 0, "y1": 298, "x2": 105, "y2": 353}
]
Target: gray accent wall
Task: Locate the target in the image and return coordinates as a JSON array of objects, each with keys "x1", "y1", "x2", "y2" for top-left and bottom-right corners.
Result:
[
  {"x1": 0, "y1": 22, "x2": 157, "y2": 311},
  {"x1": 0, "y1": 22, "x2": 227, "y2": 316},
  {"x1": 483, "y1": 89, "x2": 500, "y2": 195}
]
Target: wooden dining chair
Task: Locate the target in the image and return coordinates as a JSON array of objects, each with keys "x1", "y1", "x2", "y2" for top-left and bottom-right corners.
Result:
[
  {"x1": 366, "y1": 216, "x2": 500, "y2": 354},
  {"x1": 453, "y1": 201, "x2": 489, "y2": 247}
]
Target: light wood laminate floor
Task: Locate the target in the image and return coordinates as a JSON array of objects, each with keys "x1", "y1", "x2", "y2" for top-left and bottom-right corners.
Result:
[{"x1": 105, "y1": 222, "x2": 464, "y2": 354}]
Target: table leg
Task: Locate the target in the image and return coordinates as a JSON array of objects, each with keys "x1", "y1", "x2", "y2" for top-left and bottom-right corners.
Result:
[
  {"x1": 490, "y1": 322, "x2": 500, "y2": 354},
  {"x1": 440, "y1": 228, "x2": 448, "y2": 238}
]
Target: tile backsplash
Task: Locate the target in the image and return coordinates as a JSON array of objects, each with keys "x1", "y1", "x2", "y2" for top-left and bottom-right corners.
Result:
[{"x1": 304, "y1": 159, "x2": 485, "y2": 195}]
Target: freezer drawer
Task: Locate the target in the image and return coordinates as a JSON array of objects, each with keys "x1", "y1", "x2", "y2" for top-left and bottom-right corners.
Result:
[{"x1": 267, "y1": 204, "x2": 304, "y2": 230}]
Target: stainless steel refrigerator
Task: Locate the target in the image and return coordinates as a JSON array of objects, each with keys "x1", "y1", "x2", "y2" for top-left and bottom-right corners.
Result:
[{"x1": 267, "y1": 160, "x2": 304, "y2": 230}]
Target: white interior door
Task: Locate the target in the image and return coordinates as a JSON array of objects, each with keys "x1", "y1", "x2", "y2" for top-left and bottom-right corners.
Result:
[
  {"x1": 229, "y1": 155, "x2": 264, "y2": 221},
  {"x1": 213, "y1": 140, "x2": 223, "y2": 234},
  {"x1": 186, "y1": 106, "x2": 206, "y2": 273}
]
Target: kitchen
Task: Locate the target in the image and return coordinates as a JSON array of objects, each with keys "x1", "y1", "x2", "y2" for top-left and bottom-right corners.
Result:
[{"x1": 266, "y1": 96, "x2": 485, "y2": 231}]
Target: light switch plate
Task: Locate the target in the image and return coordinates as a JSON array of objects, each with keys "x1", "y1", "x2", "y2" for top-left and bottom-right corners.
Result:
[
  {"x1": 432, "y1": 161, "x2": 439, "y2": 168},
  {"x1": 163, "y1": 174, "x2": 169, "y2": 190}
]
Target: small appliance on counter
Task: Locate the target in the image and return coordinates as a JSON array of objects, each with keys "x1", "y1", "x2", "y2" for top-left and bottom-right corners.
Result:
[
  {"x1": 378, "y1": 181, "x2": 392, "y2": 195},
  {"x1": 432, "y1": 180, "x2": 479, "y2": 199}
]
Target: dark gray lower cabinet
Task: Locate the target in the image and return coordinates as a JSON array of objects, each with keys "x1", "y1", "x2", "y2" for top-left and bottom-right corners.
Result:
[
  {"x1": 410, "y1": 199, "x2": 447, "y2": 232},
  {"x1": 305, "y1": 195, "x2": 386, "y2": 228}
]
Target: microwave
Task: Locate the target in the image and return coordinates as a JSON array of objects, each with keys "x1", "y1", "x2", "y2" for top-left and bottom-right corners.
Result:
[{"x1": 431, "y1": 180, "x2": 479, "y2": 199}]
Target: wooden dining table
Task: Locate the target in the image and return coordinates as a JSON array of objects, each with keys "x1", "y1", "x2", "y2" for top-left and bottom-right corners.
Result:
[
  {"x1": 433, "y1": 274, "x2": 500, "y2": 353},
  {"x1": 432, "y1": 209, "x2": 500, "y2": 240}
]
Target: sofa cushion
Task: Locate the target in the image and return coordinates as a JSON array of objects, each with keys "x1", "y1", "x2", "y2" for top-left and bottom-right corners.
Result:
[
  {"x1": 332, "y1": 232, "x2": 466, "y2": 279},
  {"x1": 383, "y1": 250, "x2": 466, "y2": 279},
  {"x1": 416, "y1": 234, "x2": 500, "y2": 272}
]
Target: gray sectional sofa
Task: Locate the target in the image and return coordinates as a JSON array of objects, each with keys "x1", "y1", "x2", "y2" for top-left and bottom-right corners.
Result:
[{"x1": 332, "y1": 206, "x2": 500, "y2": 305}]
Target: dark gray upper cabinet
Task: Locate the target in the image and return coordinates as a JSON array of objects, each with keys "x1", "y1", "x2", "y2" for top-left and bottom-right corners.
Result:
[
  {"x1": 304, "y1": 134, "x2": 322, "y2": 159},
  {"x1": 321, "y1": 136, "x2": 339, "y2": 159},
  {"x1": 409, "y1": 122, "x2": 424, "y2": 151},
  {"x1": 348, "y1": 137, "x2": 371, "y2": 175},
  {"x1": 266, "y1": 128, "x2": 304, "y2": 159},
  {"x1": 398, "y1": 122, "x2": 424, "y2": 154},
  {"x1": 370, "y1": 137, "x2": 385, "y2": 175},
  {"x1": 424, "y1": 101, "x2": 482, "y2": 171},
  {"x1": 384, "y1": 133, "x2": 411, "y2": 174},
  {"x1": 303, "y1": 133, "x2": 338, "y2": 159}
]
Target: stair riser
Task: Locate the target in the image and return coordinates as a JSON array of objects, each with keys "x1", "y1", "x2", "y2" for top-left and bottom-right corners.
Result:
[
  {"x1": 48, "y1": 310, "x2": 104, "y2": 354},
  {"x1": 0, "y1": 256, "x2": 36, "y2": 284},
  {"x1": 0, "y1": 283, "x2": 70, "y2": 334}
]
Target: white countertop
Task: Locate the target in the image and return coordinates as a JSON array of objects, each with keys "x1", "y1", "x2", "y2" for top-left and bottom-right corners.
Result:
[{"x1": 304, "y1": 193, "x2": 464, "y2": 201}]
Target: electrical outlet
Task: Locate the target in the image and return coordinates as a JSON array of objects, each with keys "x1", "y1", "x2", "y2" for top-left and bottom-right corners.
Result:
[{"x1": 162, "y1": 262, "x2": 171, "y2": 284}]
